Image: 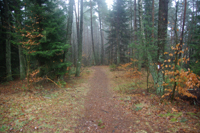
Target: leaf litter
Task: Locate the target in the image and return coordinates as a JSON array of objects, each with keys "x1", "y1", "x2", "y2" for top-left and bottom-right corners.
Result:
[
  {"x1": 1, "y1": 66, "x2": 200, "y2": 132},
  {"x1": 0, "y1": 68, "x2": 92, "y2": 132}
]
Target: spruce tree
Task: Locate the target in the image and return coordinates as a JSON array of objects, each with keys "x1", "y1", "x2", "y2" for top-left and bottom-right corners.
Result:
[
  {"x1": 27, "y1": 0, "x2": 71, "y2": 78},
  {"x1": 106, "y1": 0, "x2": 130, "y2": 64}
]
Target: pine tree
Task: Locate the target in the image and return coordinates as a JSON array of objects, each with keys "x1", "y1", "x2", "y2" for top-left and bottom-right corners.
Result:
[
  {"x1": 75, "y1": 0, "x2": 83, "y2": 77},
  {"x1": 107, "y1": 0, "x2": 130, "y2": 64},
  {"x1": 4, "y1": 0, "x2": 13, "y2": 81},
  {"x1": 157, "y1": 0, "x2": 168, "y2": 94},
  {"x1": 190, "y1": 16, "x2": 200, "y2": 75},
  {"x1": 94, "y1": 0, "x2": 107, "y2": 65},
  {"x1": 27, "y1": 0, "x2": 71, "y2": 78}
]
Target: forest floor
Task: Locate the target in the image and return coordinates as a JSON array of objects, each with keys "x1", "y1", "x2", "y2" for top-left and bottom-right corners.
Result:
[{"x1": 0, "y1": 66, "x2": 200, "y2": 132}]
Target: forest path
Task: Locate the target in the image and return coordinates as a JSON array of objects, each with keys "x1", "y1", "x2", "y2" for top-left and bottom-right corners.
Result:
[{"x1": 75, "y1": 66, "x2": 150, "y2": 133}]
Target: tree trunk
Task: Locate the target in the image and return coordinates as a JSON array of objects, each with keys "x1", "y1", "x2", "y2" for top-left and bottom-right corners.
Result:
[
  {"x1": 64, "y1": 0, "x2": 74, "y2": 64},
  {"x1": 75, "y1": 0, "x2": 83, "y2": 77},
  {"x1": 157, "y1": 0, "x2": 168, "y2": 95},
  {"x1": 90, "y1": 0, "x2": 97, "y2": 65},
  {"x1": 134, "y1": 0, "x2": 137, "y2": 41},
  {"x1": 13, "y1": 0, "x2": 26, "y2": 80},
  {"x1": 18, "y1": 45, "x2": 26, "y2": 79},
  {"x1": 117, "y1": 36, "x2": 120, "y2": 65},
  {"x1": 4, "y1": 0, "x2": 12, "y2": 81},
  {"x1": 179, "y1": 0, "x2": 187, "y2": 59},
  {"x1": 152, "y1": 0, "x2": 154, "y2": 38},
  {"x1": 138, "y1": 0, "x2": 144, "y2": 71},
  {"x1": 133, "y1": 0, "x2": 137, "y2": 67},
  {"x1": 97, "y1": 2, "x2": 104, "y2": 65}
]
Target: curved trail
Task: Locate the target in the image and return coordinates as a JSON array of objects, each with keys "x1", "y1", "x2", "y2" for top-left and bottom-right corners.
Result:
[{"x1": 75, "y1": 66, "x2": 136, "y2": 132}]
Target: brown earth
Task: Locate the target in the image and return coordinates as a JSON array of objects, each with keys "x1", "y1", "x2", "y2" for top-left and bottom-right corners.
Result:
[
  {"x1": 1, "y1": 66, "x2": 199, "y2": 132},
  {"x1": 75, "y1": 66, "x2": 167, "y2": 133}
]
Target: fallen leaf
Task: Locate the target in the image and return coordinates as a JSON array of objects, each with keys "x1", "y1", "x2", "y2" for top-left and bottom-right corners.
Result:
[{"x1": 172, "y1": 108, "x2": 178, "y2": 112}]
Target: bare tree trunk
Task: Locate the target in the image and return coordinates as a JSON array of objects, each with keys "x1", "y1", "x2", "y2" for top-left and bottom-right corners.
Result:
[
  {"x1": 74, "y1": 0, "x2": 79, "y2": 70},
  {"x1": 152, "y1": 0, "x2": 154, "y2": 38},
  {"x1": 129, "y1": 0, "x2": 133, "y2": 63},
  {"x1": 64, "y1": 0, "x2": 74, "y2": 63},
  {"x1": 138, "y1": 0, "x2": 144, "y2": 71},
  {"x1": 97, "y1": 2, "x2": 104, "y2": 65},
  {"x1": 18, "y1": 45, "x2": 26, "y2": 79},
  {"x1": 75, "y1": 0, "x2": 83, "y2": 77},
  {"x1": 179, "y1": 0, "x2": 187, "y2": 59},
  {"x1": 4, "y1": 0, "x2": 12, "y2": 81},
  {"x1": 157, "y1": 0, "x2": 168, "y2": 95},
  {"x1": 90, "y1": 0, "x2": 97, "y2": 65},
  {"x1": 134, "y1": 0, "x2": 137, "y2": 41},
  {"x1": 13, "y1": 0, "x2": 26, "y2": 80}
]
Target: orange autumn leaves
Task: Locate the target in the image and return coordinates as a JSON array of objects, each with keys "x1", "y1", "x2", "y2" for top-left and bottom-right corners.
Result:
[
  {"x1": 117, "y1": 43, "x2": 199, "y2": 99},
  {"x1": 118, "y1": 59, "x2": 141, "y2": 79},
  {"x1": 164, "y1": 69, "x2": 200, "y2": 99},
  {"x1": 163, "y1": 43, "x2": 200, "y2": 99},
  {"x1": 20, "y1": 31, "x2": 43, "y2": 52}
]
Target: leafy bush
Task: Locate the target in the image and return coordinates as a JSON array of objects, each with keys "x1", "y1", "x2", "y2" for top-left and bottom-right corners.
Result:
[{"x1": 162, "y1": 44, "x2": 200, "y2": 100}]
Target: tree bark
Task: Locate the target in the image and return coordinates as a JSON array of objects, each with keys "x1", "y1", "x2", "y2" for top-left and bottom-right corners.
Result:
[
  {"x1": 179, "y1": 0, "x2": 187, "y2": 59},
  {"x1": 134, "y1": 0, "x2": 137, "y2": 41},
  {"x1": 157, "y1": 0, "x2": 168, "y2": 95},
  {"x1": 4, "y1": 0, "x2": 12, "y2": 81},
  {"x1": 13, "y1": 0, "x2": 26, "y2": 80},
  {"x1": 18, "y1": 45, "x2": 26, "y2": 79},
  {"x1": 138, "y1": 0, "x2": 144, "y2": 71},
  {"x1": 97, "y1": 1, "x2": 104, "y2": 65},
  {"x1": 75, "y1": 0, "x2": 83, "y2": 77},
  {"x1": 90, "y1": 0, "x2": 97, "y2": 65},
  {"x1": 152, "y1": 0, "x2": 154, "y2": 38},
  {"x1": 64, "y1": 0, "x2": 74, "y2": 64}
]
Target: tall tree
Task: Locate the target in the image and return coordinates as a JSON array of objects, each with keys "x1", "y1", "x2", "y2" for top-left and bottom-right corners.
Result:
[
  {"x1": 75, "y1": 0, "x2": 83, "y2": 76},
  {"x1": 90, "y1": 0, "x2": 97, "y2": 65},
  {"x1": 64, "y1": 0, "x2": 74, "y2": 77},
  {"x1": 4, "y1": 0, "x2": 12, "y2": 81},
  {"x1": 152, "y1": 0, "x2": 154, "y2": 38},
  {"x1": 157, "y1": 0, "x2": 168, "y2": 94},
  {"x1": 179, "y1": 0, "x2": 187, "y2": 59},
  {"x1": 138, "y1": 0, "x2": 144, "y2": 71},
  {"x1": 107, "y1": 0, "x2": 130, "y2": 64},
  {"x1": 96, "y1": 0, "x2": 106, "y2": 65},
  {"x1": 14, "y1": 0, "x2": 26, "y2": 80},
  {"x1": 27, "y1": 0, "x2": 71, "y2": 78},
  {"x1": 134, "y1": 0, "x2": 137, "y2": 41}
]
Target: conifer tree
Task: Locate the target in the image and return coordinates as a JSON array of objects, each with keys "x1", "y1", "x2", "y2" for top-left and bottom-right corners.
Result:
[
  {"x1": 27, "y1": 0, "x2": 71, "y2": 78},
  {"x1": 4, "y1": 0, "x2": 13, "y2": 81},
  {"x1": 107, "y1": 0, "x2": 130, "y2": 64},
  {"x1": 157, "y1": 0, "x2": 168, "y2": 94},
  {"x1": 75, "y1": 0, "x2": 83, "y2": 77}
]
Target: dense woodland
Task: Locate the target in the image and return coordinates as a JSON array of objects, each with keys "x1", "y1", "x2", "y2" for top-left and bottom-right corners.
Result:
[{"x1": 0, "y1": 0, "x2": 200, "y2": 100}]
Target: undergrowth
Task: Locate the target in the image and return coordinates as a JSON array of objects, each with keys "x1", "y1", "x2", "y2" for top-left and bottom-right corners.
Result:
[{"x1": 0, "y1": 68, "x2": 92, "y2": 132}]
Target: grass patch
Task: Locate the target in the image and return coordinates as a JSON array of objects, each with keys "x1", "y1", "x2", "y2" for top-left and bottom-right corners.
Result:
[
  {"x1": 100, "y1": 125, "x2": 105, "y2": 129},
  {"x1": 180, "y1": 117, "x2": 188, "y2": 123},
  {"x1": 0, "y1": 125, "x2": 7, "y2": 132},
  {"x1": 98, "y1": 119, "x2": 105, "y2": 129},
  {"x1": 98, "y1": 119, "x2": 103, "y2": 126},
  {"x1": 115, "y1": 83, "x2": 136, "y2": 93},
  {"x1": 131, "y1": 103, "x2": 145, "y2": 111},
  {"x1": 0, "y1": 68, "x2": 92, "y2": 132},
  {"x1": 159, "y1": 112, "x2": 183, "y2": 122},
  {"x1": 109, "y1": 64, "x2": 117, "y2": 71},
  {"x1": 186, "y1": 112, "x2": 200, "y2": 119}
]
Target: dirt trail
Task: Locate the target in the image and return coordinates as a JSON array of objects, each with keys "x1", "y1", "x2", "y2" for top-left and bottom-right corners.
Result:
[
  {"x1": 74, "y1": 66, "x2": 199, "y2": 133},
  {"x1": 75, "y1": 66, "x2": 139, "y2": 132}
]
